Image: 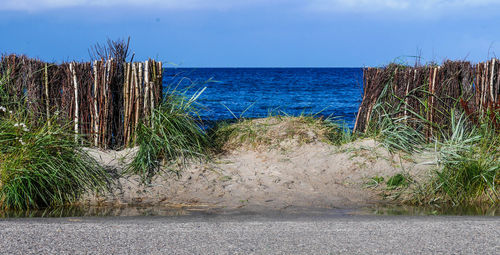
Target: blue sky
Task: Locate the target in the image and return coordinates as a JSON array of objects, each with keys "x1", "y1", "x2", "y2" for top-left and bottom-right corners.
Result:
[{"x1": 1, "y1": 0, "x2": 500, "y2": 67}]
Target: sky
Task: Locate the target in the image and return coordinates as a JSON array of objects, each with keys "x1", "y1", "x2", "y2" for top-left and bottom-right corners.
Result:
[{"x1": 1, "y1": 0, "x2": 500, "y2": 67}]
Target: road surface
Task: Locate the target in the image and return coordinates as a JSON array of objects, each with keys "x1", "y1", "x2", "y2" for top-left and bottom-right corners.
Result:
[{"x1": 0, "y1": 212, "x2": 498, "y2": 254}]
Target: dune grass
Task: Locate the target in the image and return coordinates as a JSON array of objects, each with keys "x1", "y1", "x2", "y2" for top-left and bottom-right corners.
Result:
[
  {"x1": 210, "y1": 114, "x2": 354, "y2": 152},
  {"x1": 0, "y1": 115, "x2": 111, "y2": 210},
  {"x1": 365, "y1": 77, "x2": 499, "y2": 206},
  {"x1": 414, "y1": 114, "x2": 499, "y2": 205},
  {"x1": 365, "y1": 80, "x2": 426, "y2": 154},
  {"x1": 0, "y1": 68, "x2": 110, "y2": 210},
  {"x1": 127, "y1": 87, "x2": 210, "y2": 183},
  {"x1": 128, "y1": 85, "x2": 355, "y2": 182}
]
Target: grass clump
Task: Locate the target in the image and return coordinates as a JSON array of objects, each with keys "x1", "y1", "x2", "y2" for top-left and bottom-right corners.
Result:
[
  {"x1": 416, "y1": 114, "x2": 499, "y2": 205},
  {"x1": 363, "y1": 69, "x2": 499, "y2": 206},
  {"x1": 0, "y1": 68, "x2": 110, "y2": 210},
  {"x1": 128, "y1": 88, "x2": 209, "y2": 182},
  {"x1": 0, "y1": 115, "x2": 110, "y2": 210},
  {"x1": 211, "y1": 115, "x2": 353, "y2": 152},
  {"x1": 366, "y1": 81, "x2": 426, "y2": 154}
]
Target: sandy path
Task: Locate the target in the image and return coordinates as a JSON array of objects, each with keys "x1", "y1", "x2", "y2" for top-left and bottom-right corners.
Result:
[{"x1": 83, "y1": 139, "x2": 434, "y2": 210}]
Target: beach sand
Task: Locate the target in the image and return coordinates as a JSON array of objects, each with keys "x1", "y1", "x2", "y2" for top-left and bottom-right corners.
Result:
[{"x1": 83, "y1": 137, "x2": 435, "y2": 210}]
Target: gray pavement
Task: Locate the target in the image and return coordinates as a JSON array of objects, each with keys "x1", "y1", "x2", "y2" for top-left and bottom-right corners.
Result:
[{"x1": 0, "y1": 213, "x2": 498, "y2": 254}]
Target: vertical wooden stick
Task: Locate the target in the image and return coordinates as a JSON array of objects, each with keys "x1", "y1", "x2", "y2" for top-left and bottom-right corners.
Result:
[
  {"x1": 106, "y1": 59, "x2": 112, "y2": 148},
  {"x1": 123, "y1": 62, "x2": 129, "y2": 146},
  {"x1": 93, "y1": 60, "x2": 99, "y2": 147},
  {"x1": 429, "y1": 67, "x2": 437, "y2": 138},
  {"x1": 480, "y1": 62, "x2": 487, "y2": 113},
  {"x1": 363, "y1": 69, "x2": 379, "y2": 133},
  {"x1": 158, "y1": 61, "x2": 162, "y2": 105},
  {"x1": 403, "y1": 69, "x2": 412, "y2": 120},
  {"x1": 138, "y1": 62, "x2": 143, "y2": 121},
  {"x1": 144, "y1": 60, "x2": 150, "y2": 119},
  {"x1": 150, "y1": 61, "x2": 156, "y2": 129},
  {"x1": 134, "y1": 63, "x2": 140, "y2": 145},
  {"x1": 69, "y1": 63, "x2": 79, "y2": 142},
  {"x1": 489, "y1": 59, "x2": 495, "y2": 103},
  {"x1": 44, "y1": 63, "x2": 50, "y2": 125},
  {"x1": 127, "y1": 63, "x2": 135, "y2": 146},
  {"x1": 496, "y1": 59, "x2": 500, "y2": 104},
  {"x1": 127, "y1": 63, "x2": 136, "y2": 145},
  {"x1": 102, "y1": 60, "x2": 109, "y2": 148}
]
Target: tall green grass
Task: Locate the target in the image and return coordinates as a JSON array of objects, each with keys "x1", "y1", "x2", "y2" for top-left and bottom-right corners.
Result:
[
  {"x1": 0, "y1": 116, "x2": 111, "y2": 210},
  {"x1": 127, "y1": 87, "x2": 209, "y2": 182},
  {"x1": 365, "y1": 70, "x2": 499, "y2": 206},
  {"x1": 366, "y1": 79, "x2": 426, "y2": 154},
  {"x1": 0, "y1": 68, "x2": 110, "y2": 210},
  {"x1": 419, "y1": 113, "x2": 499, "y2": 205}
]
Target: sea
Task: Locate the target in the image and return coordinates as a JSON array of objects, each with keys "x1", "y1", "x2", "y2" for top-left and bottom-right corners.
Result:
[{"x1": 163, "y1": 68, "x2": 363, "y2": 127}]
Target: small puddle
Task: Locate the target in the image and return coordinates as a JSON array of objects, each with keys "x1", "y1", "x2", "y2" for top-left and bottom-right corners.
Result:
[
  {"x1": 357, "y1": 204, "x2": 499, "y2": 216},
  {"x1": 0, "y1": 205, "x2": 216, "y2": 218},
  {"x1": 0, "y1": 204, "x2": 498, "y2": 218}
]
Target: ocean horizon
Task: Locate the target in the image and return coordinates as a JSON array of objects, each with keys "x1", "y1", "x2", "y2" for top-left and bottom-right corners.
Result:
[{"x1": 163, "y1": 67, "x2": 364, "y2": 127}]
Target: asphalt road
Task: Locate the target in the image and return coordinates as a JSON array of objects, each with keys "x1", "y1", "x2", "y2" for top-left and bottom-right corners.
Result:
[{"x1": 0, "y1": 212, "x2": 498, "y2": 254}]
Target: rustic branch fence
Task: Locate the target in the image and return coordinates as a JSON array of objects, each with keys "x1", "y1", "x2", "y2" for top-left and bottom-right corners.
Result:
[
  {"x1": 354, "y1": 59, "x2": 500, "y2": 137},
  {"x1": 0, "y1": 54, "x2": 163, "y2": 149}
]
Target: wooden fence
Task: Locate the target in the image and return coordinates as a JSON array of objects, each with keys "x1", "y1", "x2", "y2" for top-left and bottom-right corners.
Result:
[
  {"x1": 354, "y1": 59, "x2": 500, "y2": 136},
  {"x1": 0, "y1": 54, "x2": 163, "y2": 149}
]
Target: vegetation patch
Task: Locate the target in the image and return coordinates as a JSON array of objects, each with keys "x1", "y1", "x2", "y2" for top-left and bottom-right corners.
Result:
[
  {"x1": 413, "y1": 117, "x2": 499, "y2": 205},
  {"x1": 127, "y1": 88, "x2": 210, "y2": 183},
  {"x1": 0, "y1": 63, "x2": 110, "y2": 210},
  {"x1": 0, "y1": 116, "x2": 110, "y2": 210},
  {"x1": 211, "y1": 115, "x2": 352, "y2": 152},
  {"x1": 386, "y1": 173, "x2": 411, "y2": 189},
  {"x1": 360, "y1": 61, "x2": 500, "y2": 206}
]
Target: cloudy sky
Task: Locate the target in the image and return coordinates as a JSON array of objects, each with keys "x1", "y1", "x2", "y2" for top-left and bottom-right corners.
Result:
[{"x1": 1, "y1": 0, "x2": 499, "y2": 66}]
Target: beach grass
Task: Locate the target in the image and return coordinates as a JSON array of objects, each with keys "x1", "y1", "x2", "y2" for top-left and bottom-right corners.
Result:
[
  {"x1": 210, "y1": 114, "x2": 354, "y2": 152},
  {"x1": 0, "y1": 116, "x2": 111, "y2": 210},
  {"x1": 365, "y1": 76, "x2": 499, "y2": 206},
  {"x1": 127, "y1": 87, "x2": 210, "y2": 183},
  {"x1": 0, "y1": 67, "x2": 111, "y2": 210},
  {"x1": 413, "y1": 114, "x2": 499, "y2": 205}
]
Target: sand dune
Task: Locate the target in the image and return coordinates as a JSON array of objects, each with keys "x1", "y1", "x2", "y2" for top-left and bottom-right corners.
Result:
[{"x1": 83, "y1": 137, "x2": 434, "y2": 210}]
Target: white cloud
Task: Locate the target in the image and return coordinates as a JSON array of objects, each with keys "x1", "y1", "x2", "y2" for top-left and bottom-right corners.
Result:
[
  {"x1": 1, "y1": 0, "x2": 500, "y2": 14},
  {"x1": 0, "y1": 0, "x2": 267, "y2": 11},
  {"x1": 306, "y1": 0, "x2": 500, "y2": 13}
]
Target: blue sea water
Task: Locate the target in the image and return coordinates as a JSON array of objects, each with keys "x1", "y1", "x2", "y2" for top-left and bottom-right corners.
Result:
[{"x1": 163, "y1": 68, "x2": 363, "y2": 127}]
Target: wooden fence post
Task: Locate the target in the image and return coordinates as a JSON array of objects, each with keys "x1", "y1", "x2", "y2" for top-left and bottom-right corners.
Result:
[
  {"x1": 69, "y1": 62, "x2": 79, "y2": 142},
  {"x1": 44, "y1": 63, "x2": 50, "y2": 125}
]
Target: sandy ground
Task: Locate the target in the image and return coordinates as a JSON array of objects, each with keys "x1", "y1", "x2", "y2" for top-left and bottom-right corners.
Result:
[{"x1": 83, "y1": 137, "x2": 436, "y2": 210}]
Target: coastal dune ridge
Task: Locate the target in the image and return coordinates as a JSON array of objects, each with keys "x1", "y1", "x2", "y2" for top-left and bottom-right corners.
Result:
[{"x1": 82, "y1": 117, "x2": 433, "y2": 210}]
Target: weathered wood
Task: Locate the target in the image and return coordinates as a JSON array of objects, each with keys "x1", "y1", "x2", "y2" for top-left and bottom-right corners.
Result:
[
  {"x1": 93, "y1": 60, "x2": 99, "y2": 146},
  {"x1": 355, "y1": 59, "x2": 500, "y2": 134},
  {"x1": 144, "y1": 60, "x2": 150, "y2": 119},
  {"x1": 490, "y1": 59, "x2": 495, "y2": 103},
  {"x1": 44, "y1": 63, "x2": 50, "y2": 125},
  {"x1": 0, "y1": 54, "x2": 163, "y2": 148},
  {"x1": 69, "y1": 62, "x2": 79, "y2": 142}
]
